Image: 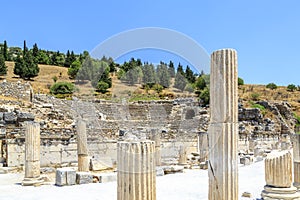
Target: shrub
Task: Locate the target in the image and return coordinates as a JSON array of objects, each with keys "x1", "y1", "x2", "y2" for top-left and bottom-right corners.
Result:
[
  {"x1": 266, "y1": 83, "x2": 277, "y2": 90},
  {"x1": 287, "y1": 84, "x2": 297, "y2": 92},
  {"x1": 238, "y1": 77, "x2": 244, "y2": 86},
  {"x1": 250, "y1": 93, "x2": 260, "y2": 101},
  {"x1": 52, "y1": 76, "x2": 58, "y2": 83},
  {"x1": 199, "y1": 87, "x2": 210, "y2": 105},
  {"x1": 96, "y1": 81, "x2": 109, "y2": 93},
  {"x1": 50, "y1": 82, "x2": 75, "y2": 95},
  {"x1": 184, "y1": 84, "x2": 194, "y2": 93}
]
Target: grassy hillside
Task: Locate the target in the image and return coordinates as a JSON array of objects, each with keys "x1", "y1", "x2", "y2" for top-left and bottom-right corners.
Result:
[
  {"x1": 4, "y1": 61, "x2": 71, "y2": 94},
  {"x1": 2, "y1": 61, "x2": 300, "y2": 114}
]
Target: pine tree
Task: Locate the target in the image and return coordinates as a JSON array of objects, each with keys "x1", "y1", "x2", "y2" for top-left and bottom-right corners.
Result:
[
  {"x1": 185, "y1": 65, "x2": 195, "y2": 83},
  {"x1": 174, "y1": 71, "x2": 187, "y2": 92},
  {"x1": 177, "y1": 63, "x2": 184, "y2": 75},
  {"x1": 32, "y1": 43, "x2": 39, "y2": 63},
  {"x1": 64, "y1": 50, "x2": 71, "y2": 67},
  {"x1": 3, "y1": 40, "x2": 8, "y2": 61},
  {"x1": 156, "y1": 63, "x2": 170, "y2": 88},
  {"x1": 168, "y1": 60, "x2": 175, "y2": 78},
  {"x1": 23, "y1": 40, "x2": 28, "y2": 57},
  {"x1": 0, "y1": 54, "x2": 7, "y2": 76},
  {"x1": 14, "y1": 51, "x2": 39, "y2": 79}
]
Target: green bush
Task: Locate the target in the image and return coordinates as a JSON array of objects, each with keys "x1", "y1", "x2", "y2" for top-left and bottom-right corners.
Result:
[
  {"x1": 287, "y1": 84, "x2": 297, "y2": 92},
  {"x1": 266, "y1": 83, "x2": 277, "y2": 90},
  {"x1": 238, "y1": 77, "x2": 244, "y2": 86},
  {"x1": 50, "y1": 82, "x2": 75, "y2": 95},
  {"x1": 199, "y1": 87, "x2": 210, "y2": 105},
  {"x1": 250, "y1": 93, "x2": 260, "y2": 101},
  {"x1": 96, "y1": 81, "x2": 109, "y2": 93}
]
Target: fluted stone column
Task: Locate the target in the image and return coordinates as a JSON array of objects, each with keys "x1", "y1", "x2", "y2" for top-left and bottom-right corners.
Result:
[
  {"x1": 117, "y1": 140, "x2": 156, "y2": 200},
  {"x1": 209, "y1": 49, "x2": 238, "y2": 200},
  {"x1": 77, "y1": 119, "x2": 89, "y2": 172},
  {"x1": 22, "y1": 122, "x2": 43, "y2": 186},
  {"x1": 150, "y1": 129, "x2": 161, "y2": 166},
  {"x1": 261, "y1": 150, "x2": 300, "y2": 199},
  {"x1": 293, "y1": 134, "x2": 300, "y2": 189}
]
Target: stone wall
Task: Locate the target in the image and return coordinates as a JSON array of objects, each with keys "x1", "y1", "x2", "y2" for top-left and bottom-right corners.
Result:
[
  {"x1": 0, "y1": 81, "x2": 33, "y2": 101},
  {"x1": 0, "y1": 82, "x2": 297, "y2": 168}
]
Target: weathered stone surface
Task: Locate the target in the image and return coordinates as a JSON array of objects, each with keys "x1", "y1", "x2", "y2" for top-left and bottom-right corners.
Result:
[
  {"x1": 76, "y1": 172, "x2": 93, "y2": 184},
  {"x1": 117, "y1": 140, "x2": 156, "y2": 200},
  {"x1": 17, "y1": 112, "x2": 35, "y2": 122},
  {"x1": 4, "y1": 112, "x2": 17, "y2": 123},
  {"x1": 209, "y1": 49, "x2": 238, "y2": 200},
  {"x1": 55, "y1": 168, "x2": 76, "y2": 186}
]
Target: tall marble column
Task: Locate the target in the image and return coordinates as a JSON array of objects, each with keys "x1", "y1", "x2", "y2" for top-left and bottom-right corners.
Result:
[
  {"x1": 77, "y1": 119, "x2": 89, "y2": 172},
  {"x1": 117, "y1": 140, "x2": 156, "y2": 200},
  {"x1": 209, "y1": 49, "x2": 238, "y2": 200},
  {"x1": 22, "y1": 122, "x2": 43, "y2": 186},
  {"x1": 261, "y1": 150, "x2": 300, "y2": 199}
]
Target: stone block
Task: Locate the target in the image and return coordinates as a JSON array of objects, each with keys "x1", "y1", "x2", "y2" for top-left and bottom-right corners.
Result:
[
  {"x1": 76, "y1": 172, "x2": 93, "y2": 184},
  {"x1": 55, "y1": 168, "x2": 76, "y2": 186},
  {"x1": 4, "y1": 112, "x2": 17, "y2": 124},
  {"x1": 240, "y1": 157, "x2": 250, "y2": 165},
  {"x1": 93, "y1": 173, "x2": 117, "y2": 183},
  {"x1": 156, "y1": 167, "x2": 165, "y2": 176},
  {"x1": 200, "y1": 161, "x2": 208, "y2": 170},
  {"x1": 162, "y1": 165, "x2": 184, "y2": 174},
  {"x1": 90, "y1": 157, "x2": 113, "y2": 171}
]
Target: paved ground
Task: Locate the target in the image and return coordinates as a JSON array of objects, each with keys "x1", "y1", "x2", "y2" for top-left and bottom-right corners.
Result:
[{"x1": 0, "y1": 161, "x2": 265, "y2": 200}]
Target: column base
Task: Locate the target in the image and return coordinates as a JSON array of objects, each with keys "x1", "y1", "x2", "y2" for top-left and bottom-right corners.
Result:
[
  {"x1": 261, "y1": 185, "x2": 300, "y2": 199},
  {"x1": 22, "y1": 177, "x2": 44, "y2": 186}
]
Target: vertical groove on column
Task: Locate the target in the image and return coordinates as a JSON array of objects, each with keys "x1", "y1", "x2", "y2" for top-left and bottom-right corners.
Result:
[{"x1": 209, "y1": 49, "x2": 238, "y2": 200}]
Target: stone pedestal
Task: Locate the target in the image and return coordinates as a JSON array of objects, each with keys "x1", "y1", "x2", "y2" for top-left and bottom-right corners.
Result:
[
  {"x1": 22, "y1": 122, "x2": 43, "y2": 186},
  {"x1": 117, "y1": 140, "x2": 156, "y2": 200},
  {"x1": 150, "y1": 129, "x2": 161, "y2": 166},
  {"x1": 77, "y1": 119, "x2": 89, "y2": 172},
  {"x1": 208, "y1": 49, "x2": 238, "y2": 200},
  {"x1": 261, "y1": 150, "x2": 300, "y2": 199}
]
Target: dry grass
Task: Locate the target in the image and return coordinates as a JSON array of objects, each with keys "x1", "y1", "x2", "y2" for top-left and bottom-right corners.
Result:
[
  {"x1": 3, "y1": 61, "x2": 71, "y2": 94},
  {"x1": 239, "y1": 84, "x2": 300, "y2": 114}
]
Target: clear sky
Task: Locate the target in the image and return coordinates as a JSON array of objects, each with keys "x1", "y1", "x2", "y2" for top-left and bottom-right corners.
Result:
[{"x1": 0, "y1": 0, "x2": 299, "y2": 85}]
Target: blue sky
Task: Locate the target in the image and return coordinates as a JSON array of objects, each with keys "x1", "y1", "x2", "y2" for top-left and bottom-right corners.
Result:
[{"x1": 1, "y1": 0, "x2": 299, "y2": 85}]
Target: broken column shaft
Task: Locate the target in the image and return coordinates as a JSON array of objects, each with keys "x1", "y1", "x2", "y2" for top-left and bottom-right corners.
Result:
[
  {"x1": 77, "y1": 119, "x2": 89, "y2": 172},
  {"x1": 117, "y1": 140, "x2": 156, "y2": 200},
  {"x1": 209, "y1": 49, "x2": 238, "y2": 200},
  {"x1": 22, "y1": 122, "x2": 43, "y2": 186}
]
